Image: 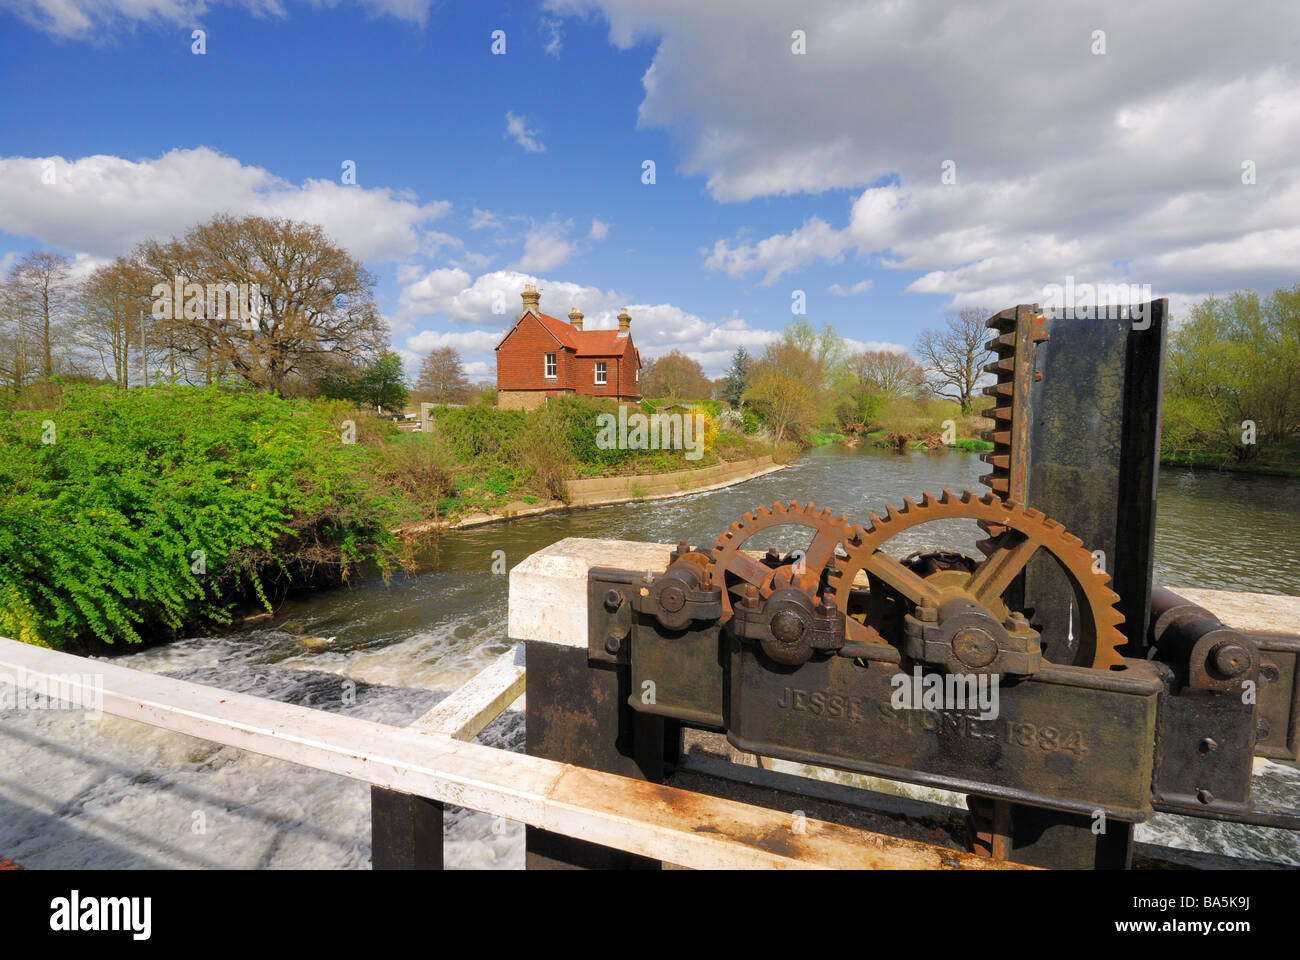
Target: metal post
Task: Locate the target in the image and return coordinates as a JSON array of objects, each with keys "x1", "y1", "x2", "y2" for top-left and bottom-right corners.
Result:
[{"x1": 370, "y1": 787, "x2": 444, "y2": 870}]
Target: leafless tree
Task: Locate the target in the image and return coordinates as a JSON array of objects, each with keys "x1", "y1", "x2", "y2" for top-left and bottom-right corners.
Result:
[
  {"x1": 914, "y1": 307, "x2": 993, "y2": 413},
  {"x1": 416, "y1": 346, "x2": 470, "y2": 403},
  {"x1": 641, "y1": 349, "x2": 712, "y2": 400},
  {"x1": 9, "y1": 251, "x2": 73, "y2": 382}
]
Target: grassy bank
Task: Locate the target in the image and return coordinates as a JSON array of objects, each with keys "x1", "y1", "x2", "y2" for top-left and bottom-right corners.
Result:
[
  {"x1": 418, "y1": 396, "x2": 766, "y2": 517},
  {"x1": 1160, "y1": 439, "x2": 1300, "y2": 478}
]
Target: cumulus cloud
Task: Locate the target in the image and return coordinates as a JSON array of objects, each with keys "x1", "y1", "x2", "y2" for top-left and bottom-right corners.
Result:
[
  {"x1": 588, "y1": 218, "x2": 610, "y2": 241},
  {"x1": 551, "y1": 0, "x2": 1300, "y2": 309},
  {"x1": 513, "y1": 220, "x2": 575, "y2": 271},
  {"x1": 0, "y1": 148, "x2": 450, "y2": 263},
  {"x1": 704, "y1": 217, "x2": 844, "y2": 286},
  {"x1": 405, "y1": 328, "x2": 504, "y2": 354},
  {"x1": 505, "y1": 112, "x2": 547, "y2": 153},
  {"x1": 829, "y1": 280, "x2": 873, "y2": 296},
  {"x1": 394, "y1": 268, "x2": 781, "y2": 375}
]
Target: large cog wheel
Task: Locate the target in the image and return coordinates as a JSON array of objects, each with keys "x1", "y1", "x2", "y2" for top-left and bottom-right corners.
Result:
[{"x1": 826, "y1": 489, "x2": 1126, "y2": 670}]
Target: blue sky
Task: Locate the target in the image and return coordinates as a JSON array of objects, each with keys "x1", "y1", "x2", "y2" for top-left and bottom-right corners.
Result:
[{"x1": 3, "y1": 0, "x2": 1298, "y2": 380}]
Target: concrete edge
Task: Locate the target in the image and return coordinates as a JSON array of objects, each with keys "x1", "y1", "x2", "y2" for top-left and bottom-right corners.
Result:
[{"x1": 397, "y1": 456, "x2": 787, "y2": 535}]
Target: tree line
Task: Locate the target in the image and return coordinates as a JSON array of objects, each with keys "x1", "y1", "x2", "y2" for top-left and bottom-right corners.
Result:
[{"x1": 643, "y1": 311, "x2": 995, "y2": 444}]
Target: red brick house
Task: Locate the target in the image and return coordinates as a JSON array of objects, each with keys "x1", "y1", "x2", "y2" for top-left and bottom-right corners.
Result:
[{"x1": 495, "y1": 284, "x2": 642, "y2": 410}]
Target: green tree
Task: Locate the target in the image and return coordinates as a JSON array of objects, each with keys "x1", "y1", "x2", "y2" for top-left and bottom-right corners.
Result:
[
  {"x1": 356, "y1": 352, "x2": 410, "y2": 412},
  {"x1": 744, "y1": 340, "x2": 822, "y2": 444},
  {"x1": 1163, "y1": 287, "x2": 1300, "y2": 462},
  {"x1": 722, "y1": 346, "x2": 751, "y2": 407}
]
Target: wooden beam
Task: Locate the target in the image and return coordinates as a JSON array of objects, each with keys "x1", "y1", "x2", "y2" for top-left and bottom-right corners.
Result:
[
  {"x1": 0, "y1": 636, "x2": 1024, "y2": 870},
  {"x1": 410, "y1": 645, "x2": 525, "y2": 741}
]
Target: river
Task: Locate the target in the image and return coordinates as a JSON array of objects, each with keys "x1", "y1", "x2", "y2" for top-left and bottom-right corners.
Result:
[{"x1": 2, "y1": 445, "x2": 1298, "y2": 868}]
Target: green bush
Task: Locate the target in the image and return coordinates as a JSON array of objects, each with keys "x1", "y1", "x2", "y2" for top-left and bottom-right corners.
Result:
[
  {"x1": 426, "y1": 405, "x2": 527, "y2": 464},
  {"x1": 0, "y1": 386, "x2": 403, "y2": 649}
]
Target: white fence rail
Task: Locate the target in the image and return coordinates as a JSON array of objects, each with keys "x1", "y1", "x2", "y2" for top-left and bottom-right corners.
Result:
[{"x1": 0, "y1": 635, "x2": 1019, "y2": 870}]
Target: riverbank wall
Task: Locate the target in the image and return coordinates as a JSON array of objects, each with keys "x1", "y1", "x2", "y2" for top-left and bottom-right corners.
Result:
[{"x1": 397, "y1": 454, "x2": 786, "y2": 534}]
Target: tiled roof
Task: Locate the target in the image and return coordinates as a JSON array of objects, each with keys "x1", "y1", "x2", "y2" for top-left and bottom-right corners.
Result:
[{"x1": 532, "y1": 312, "x2": 633, "y2": 358}]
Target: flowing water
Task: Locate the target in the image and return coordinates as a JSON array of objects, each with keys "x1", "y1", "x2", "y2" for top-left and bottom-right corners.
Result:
[{"x1": 2, "y1": 445, "x2": 1298, "y2": 868}]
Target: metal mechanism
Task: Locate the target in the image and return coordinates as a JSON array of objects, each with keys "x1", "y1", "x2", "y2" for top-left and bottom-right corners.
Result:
[{"x1": 546, "y1": 298, "x2": 1300, "y2": 870}]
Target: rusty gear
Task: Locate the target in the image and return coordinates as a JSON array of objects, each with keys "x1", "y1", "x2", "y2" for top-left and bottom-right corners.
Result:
[
  {"x1": 704, "y1": 501, "x2": 865, "y2": 619},
  {"x1": 824, "y1": 489, "x2": 1126, "y2": 670}
]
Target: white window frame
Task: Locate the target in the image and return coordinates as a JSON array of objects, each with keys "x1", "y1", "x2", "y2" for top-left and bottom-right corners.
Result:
[
  {"x1": 544, "y1": 352, "x2": 557, "y2": 379},
  {"x1": 594, "y1": 361, "x2": 607, "y2": 385}
]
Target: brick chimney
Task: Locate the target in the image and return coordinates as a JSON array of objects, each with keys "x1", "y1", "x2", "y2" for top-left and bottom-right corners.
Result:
[
  {"x1": 521, "y1": 283, "x2": 541, "y2": 314},
  {"x1": 568, "y1": 306, "x2": 584, "y2": 330},
  {"x1": 617, "y1": 307, "x2": 631, "y2": 335}
]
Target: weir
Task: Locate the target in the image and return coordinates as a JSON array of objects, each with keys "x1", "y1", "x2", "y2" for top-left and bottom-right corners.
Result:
[{"x1": 3, "y1": 301, "x2": 1297, "y2": 870}]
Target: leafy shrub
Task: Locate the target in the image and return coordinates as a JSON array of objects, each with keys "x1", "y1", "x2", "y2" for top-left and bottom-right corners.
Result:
[
  {"x1": 426, "y1": 405, "x2": 526, "y2": 463},
  {"x1": 0, "y1": 386, "x2": 403, "y2": 649}
]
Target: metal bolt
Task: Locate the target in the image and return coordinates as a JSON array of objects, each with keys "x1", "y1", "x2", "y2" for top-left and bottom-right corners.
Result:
[
  {"x1": 604, "y1": 633, "x2": 621, "y2": 655},
  {"x1": 742, "y1": 585, "x2": 761, "y2": 609},
  {"x1": 953, "y1": 629, "x2": 998, "y2": 668},
  {"x1": 660, "y1": 584, "x2": 686, "y2": 613},
  {"x1": 604, "y1": 589, "x2": 624, "y2": 612},
  {"x1": 918, "y1": 597, "x2": 938, "y2": 623},
  {"x1": 1198, "y1": 737, "x2": 1218, "y2": 753},
  {"x1": 771, "y1": 610, "x2": 806, "y2": 645},
  {"x1": 1196, "y1": 788, "x2": 1214, "y2": 805},
  {"x1": 1257, "y1": 718, "x2": 1272, "y2": 741},
  {"x1": 1260, "y1": 662, "x2": 1280, "y2": 684},
  {"x1": 1209, "y1": 641, "x2": 1250, "y2": 678}
]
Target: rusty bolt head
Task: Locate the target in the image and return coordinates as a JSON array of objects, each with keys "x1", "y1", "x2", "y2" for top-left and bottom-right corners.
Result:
[
  {"x1": 952, "y1": 628, "x2": 998, "y2": 669},
  {"x1": 1209, "y1": 641, "x2": 1250, "y2": 679},
  {"x1": 771, "y1": 610, "x2": 806, "y2": 645},
  {"x1": 1005, "y1": 611, "x2": 1030, "y2": 632},
  {"x1": 742, "y1": 585, "x2": 761, "y2": 609},
  {"x1": 1196, "y1": 788, "x2": 1215, "y2": 805},
  {"x1": 1257, "y1": 718, "x2": 1273, "y2": 741},
  {"x1": 918, "y1": 597, "x2": 939, "y2": 623},
  {"x1": 604, "y1": 633, "x2": 622, "y2": 655},
  {"x1": 604, "y1": 589, "x2": 624, "y2": 612},
  {"x1": 659, "y1": 584, "x2": 686, "y2": 613},
  {"x1": 1260, "y1": 662, "x2": 1280, "y2": 684}
]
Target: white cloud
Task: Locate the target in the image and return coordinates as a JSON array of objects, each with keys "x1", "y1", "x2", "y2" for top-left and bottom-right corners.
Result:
[
  {"x1": 505, "y1": 112, "x2": 547, "y2": 153},
  {"x1": 588, "y1": 218, "x2": 610, "y2": 241},
  {"x1": 704, "y1": 217, "x2": 844, "y2": 286},
  {"x1": 469, "y1": 208, "x2": 504, "y2": 231},
  {"x1": 513, "y1": 220, "x2": 575, "y2": 272},
  {"x1": 393, "y1": 268, "x2": 781, "y2": 376},
  {"x1": 405, "y1": 328, "x2": 504, "y2": 354},
  {"x1": 397, "y1": 267, "x2": 473, "y2": 321},
  {"x1": 552, "y1": 0, "x2": 1300, "y2": 310},
  {"x1": 6, "y1": 0, "x2": 435, "y2": 39},
  {"x1": 541, "y1": 15, "x2": 564, "y2": 57},
  {"x1": 0, "y1": 148, "x2": 450, "y2": 263},
  {"x1": 829, "y1": 280, "x2": 873, "y2": 296},
  {"x1": 398, "y1": 268, "x2": 624, "y2": 326}
]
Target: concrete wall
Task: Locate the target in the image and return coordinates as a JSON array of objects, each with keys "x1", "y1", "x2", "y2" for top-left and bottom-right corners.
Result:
[{"x1": 565, "y1": 455, "x2": 776, "y2": 506}]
